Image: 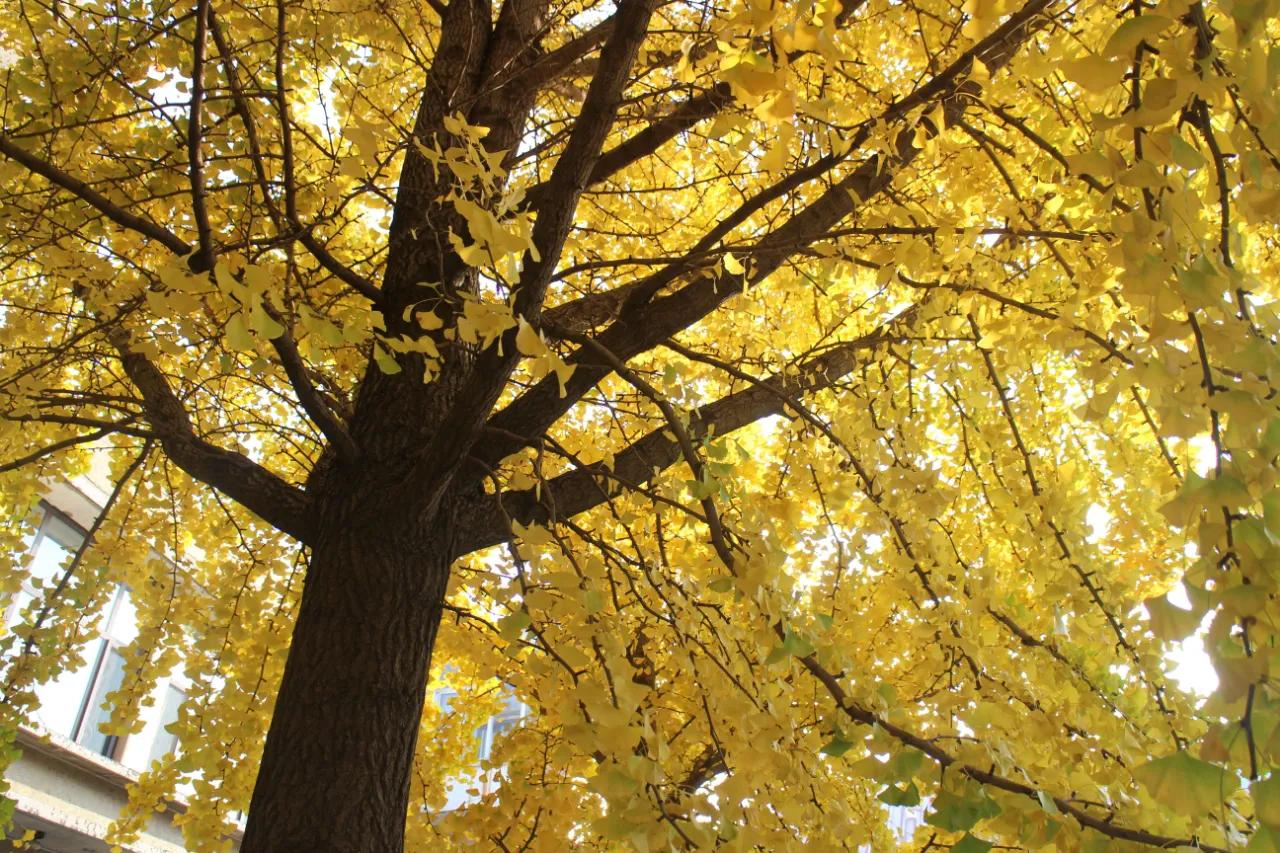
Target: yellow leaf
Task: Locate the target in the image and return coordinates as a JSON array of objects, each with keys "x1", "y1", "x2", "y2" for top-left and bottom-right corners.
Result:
[
  {"x1": 1061, "y1": 55, "x2": 1125, "y2": 92},
  {"x1": 1135, "y1": 751, "x2": 1238, "y2": 817},
  {"x1": 516, "y1": 318, "x2": 546, "y2": 357}
]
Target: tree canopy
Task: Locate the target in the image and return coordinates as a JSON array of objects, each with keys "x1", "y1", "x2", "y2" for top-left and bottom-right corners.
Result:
[{"x1": 1, "y1": 0, "x2": 1279, "y2": 849}]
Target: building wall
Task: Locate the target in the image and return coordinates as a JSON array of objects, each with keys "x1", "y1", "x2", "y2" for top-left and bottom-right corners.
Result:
[{"x1": 3, "y1": 486, "x2": 216, "y2": 853}]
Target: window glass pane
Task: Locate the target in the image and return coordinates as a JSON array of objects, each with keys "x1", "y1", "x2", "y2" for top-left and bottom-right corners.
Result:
[
  {"x1": 148, "y1": 685, "x2": 185, "y2": 765},
  {"x1": 32, "y1": 638, "x2": 103, "y2": 738},
  {"x1": 103, "y1": 587, "x2": 137, "y2": 645},
  {"x1": 26, "y1": 526, "x2": 75, "y2": 588},
  {"x1": 5, "y1": 589, "x2": 33, "y2": 630},
  {"x1": 41, "y1": 512, "x2": 85, "y2": 552},
  {"x1": 77, "y1": 647, "x2": 126, "y2": 757},
  {"x1": 474, "y1": 723, "x2": 491, "y2": 761},
  {"x1": 490, "y1": 713, "x2": 519, "y2": 742}
]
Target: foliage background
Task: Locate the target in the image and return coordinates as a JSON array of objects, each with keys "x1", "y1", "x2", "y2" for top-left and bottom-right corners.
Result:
[{"x1": 0, "y1": 0, "x2": 1278, "y2": 848}]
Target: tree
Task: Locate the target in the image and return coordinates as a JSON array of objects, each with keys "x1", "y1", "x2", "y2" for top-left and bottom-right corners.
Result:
[{"x1": 0, "y1": 0, "x2": 1277, "y2": 848}]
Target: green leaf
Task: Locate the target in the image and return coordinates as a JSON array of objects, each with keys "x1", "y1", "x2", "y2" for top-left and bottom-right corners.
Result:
[
  {"x1": 708, "y1": 577, "x2": 735, "y2": 593},
  {"x1": 885, "y1": 748, "x2": 924, "y2": 782},
  {"x1": 878, "y1": 781, "x2": 921, "y2": 806},
  {"x1": 1252, "y1": 826, "x2": 1280, "y2": 852},
  {"x1": 1170, "y1": 135, "x2": 1206, "y2": 170},
  {"x1": 1254, "y1": 774, "x2": 1280, "y2": 829},
  {"x1": 821, "y1": 734, "x2": 855, "y2": 757},
  {"x1": 226, "y1": 313, "x2": 254, "y2": 351},
  {"x1": 252, "y1": 306, "x2": 286, "y2": 340},
  {"x1": 768, "y1": 628, "x2": 816, "y2": 664},
  {"x1": 926, "y1": 785, "x2": 1002, "y2": 832},
  {"x1": 498, "y1": 611, "x2": 532, "y2": 642},
  {"x1": 952, "y1": 835, "x2": 993, "y2": 853},
  {"x1": 1134, "y1": 751, "x2": 1239, "y2": 817},
  {"x1": 373, "y1": 345, "x2": 402, "y2": 375}
]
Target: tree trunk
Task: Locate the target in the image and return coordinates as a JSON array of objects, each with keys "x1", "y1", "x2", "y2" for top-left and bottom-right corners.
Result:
[{"x1": 240, "y1": 487, "x2": 453, "y2": 852}]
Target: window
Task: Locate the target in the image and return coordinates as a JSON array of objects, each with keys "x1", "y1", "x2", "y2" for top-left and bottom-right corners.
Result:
[
  {"x1": 5, "y1": 505, "x2": 85, "y2": 629},
  {"x1": 148, "y1": 684, "x2": 186, "y2": 765},
  {"x1": 6, "y1": 504, "x2": 131, "y2": 758},
  {"x1": 73, "y1": 645, "x2": 126, "y2": 757},
  {"x1": 10, "y1": 498, "x2": 193, "y2": 772},
  {"x1": 476, "y1": 699, "x2": 526, "y2": 762}
]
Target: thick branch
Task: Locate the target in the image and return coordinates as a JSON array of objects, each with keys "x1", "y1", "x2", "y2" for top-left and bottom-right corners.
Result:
[
  {"x1": 188, "y1": 0, "x2": 216, "y2": 269},
  {"x1": 478, "y1": 0, "x2": 1056, "y2": 470},
  {"x1": 522, "y1": 0, "x2": 873, "y2": 212},
  {"x1": 522, "y1": 83, "x2": 735, "y2": 211},
  {"x1": 109, "y1": 328, "x2": 314, "y2": 542},
  {"x1": 510, "y1": 15, "x2": 616, "y2": 92},
  {"x1": 413, "y1": 0, "x2": 659, "y2": 485},
  {"x1": 0, "y1": 135, "x2": 193, "y2": 257},
  {"x1": 455, "y1": 316, "x2": 912, "y2": 555}
]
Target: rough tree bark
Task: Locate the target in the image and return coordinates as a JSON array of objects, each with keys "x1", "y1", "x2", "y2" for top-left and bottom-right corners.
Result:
[
  {"x1": 240, "y1": 490, "x2": 456, "y2": 852},
  {"x1": 241, "y1": 2, "x2": 661, "y2": 848},
  {"x1": 183, "y1": 1, "x2": 1051, "y2": 845}
]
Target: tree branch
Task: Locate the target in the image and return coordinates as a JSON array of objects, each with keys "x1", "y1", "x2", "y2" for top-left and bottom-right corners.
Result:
[
  {"x1": 187, "y1": 0, "x2": 216, "y2": 269},
  {"x1": 793, "y1": 648, "x2": 1226, "y2": 851},
  {"x1": 412, "y1": 0, "x2": 660, "y2": 486},
  {"x1": 206, "y1": 6, "x2": 381, "y2": 303},
  {"x1": 521, "y1": 0, "x2": 873, "y2": 210},
  {"x1": 522, "y1": 82, "x2": 735, "y2": 211},
  {"x1": 0, "y1": 424, "x2": 123, "y2": 474},
  {"x1": 509, "y1": 15, "x2": 617, "y2": 92},
  {"x1": 0, "y1": 135, "x2": 193, "y2": 258},
  {"x1": 265, "y1": 305, "x2": 360, "y2": 462},
  {"x1": 478, "y1": 0, "x2": 1056, "y2": 472},
  {"x1": 109, "y1": 327, "x2": 314, "y2": 542},
  {"x1": 455, "y1": 310, "x2": 916, "y2": 555}
]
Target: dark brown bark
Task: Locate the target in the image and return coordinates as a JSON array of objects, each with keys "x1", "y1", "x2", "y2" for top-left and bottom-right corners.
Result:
[{"x1": 241, "y1": 484, "x2": 456, "y2": 852}]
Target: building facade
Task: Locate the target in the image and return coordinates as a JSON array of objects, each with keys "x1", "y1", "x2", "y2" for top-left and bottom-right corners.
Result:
[{"x1": 3, "y1": 480, "x2": 201, "y2": 852}]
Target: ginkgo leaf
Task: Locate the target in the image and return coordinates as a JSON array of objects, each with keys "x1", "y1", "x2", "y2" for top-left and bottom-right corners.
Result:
[
  {"x1": 878, "y1": 781, "x2": 922, "y2": 806},
  {"x1": 225, "y1": 314, "x2": 254, "y2": 351},
  {"x1": 515, "y1": 319, "x2": 546, "y2": 358},
  {"x1": 497, "y1": 611, "x2": 532, "y2": 642},
  {"x1": 1061, "y1": 55, "x2": 1125, "y2": 91},
  {"x1": 1255, "y1": 774, "x2": 1280, "y2": 829},
  {"x1": 952, "y1": 834, "x2": 992, "y2": 853},
  {"x1": 5, "y1": 0, "x2": 1280, "y2": 847},
  {"x1": 821, "y1": 734, "x2": 856, "y2": 757},
  {"x1": 1102, "y1": 15, "x2": 1171, "y2": 57},
  {"x1": 1134, "y1": 751, "x2": 1239, "y2": 817},
  {"x1": 926, "y1": 785, "x2": 1002, "y2": 832},
  {"x1": 1169, "y1": 135, "x2": 1206, "y2": 170},
  {"x1": 1251, "y1": 825, "x2": 1280, "y2": 852},
  {"x1": 1144, "y1": 592, "x2": 1202, "y2": 641},
  {"x1": 766, "y1": 628, "x2": 816, "y2": 664}
]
